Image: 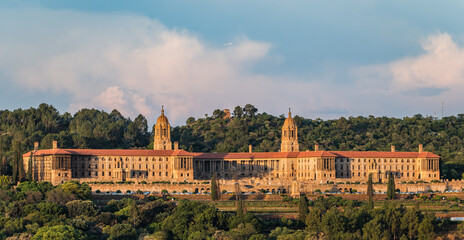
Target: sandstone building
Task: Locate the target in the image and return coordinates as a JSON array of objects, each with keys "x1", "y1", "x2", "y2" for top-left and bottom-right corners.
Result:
[{"x1": 23, "y1": 108, "x2": 440, "y2": 186}]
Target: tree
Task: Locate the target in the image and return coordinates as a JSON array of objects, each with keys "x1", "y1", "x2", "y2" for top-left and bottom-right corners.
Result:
[
  {"x1": 66, "y1": 200, "x2": 98, "y2": 218},
  {"x1": 418, "y1": 212, "x2": 435, "y2": 240},
  {"x1": 27, "y1": 152, "x2": 33, "y2": 181},
  {"x1": 236, "y1": 199, "x2": 245, "y2": 218},
  {"x1": 233, "y1": 106, "x2": 243, "y2": 118},
  {"x1": 12, "y1": 158, "x2": 18, "y2": 183},
  {"x1": 298, "y1": 195, "x2": 309, "y2": 226},
  {"x1": 367, "y1": 173, "x2": 374, "y2": 209},
  {"x1": 104, "y1": 224, "x2": 137, "y2": 240},
  {"x1": 401, "y1": 205, "x2": 421, "y2": 240},
  {"x1": 211, "y1": 173, "x2": 219, "y2": 201},
  {"x1": 59, "y1": 181, "x2": 91, "y2": 200},
  {"x1": 387, "y1": 172, "x2": 396, "y2": 200},
  {"x1": 212, "y1": 109, "x2": 225, "y2": 119},
  {"x1": 32, "y1": 225, "x2": 84, "y2": 240},
  {"x1": 243, "y1": 104, "x2": 258, "y2": 117},
  {"x1": 12, "y1": 140, "x2": 24, "y2": 182},
  {"x1": 130, "y1": 200, "x2": 141, "y2": 227},
  {"x1": 186, "y1": 117, "x2": 196, "y2": 125}
]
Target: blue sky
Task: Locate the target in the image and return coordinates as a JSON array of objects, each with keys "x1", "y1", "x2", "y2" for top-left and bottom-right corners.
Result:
[{"x1": 1, "y1": 1, "x2": 464, "y2": 125}]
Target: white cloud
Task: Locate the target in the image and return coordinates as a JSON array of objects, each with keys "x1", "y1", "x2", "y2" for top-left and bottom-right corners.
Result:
[
  {"x1": 389, "y1": 33, "x2": 464, "y2": 92},
  {"x1": 1, "y1": 8, "x2": 463, "y2": 125},
  {"x1": 0, "y1": 8, "x2": 342, "y2": 124}
]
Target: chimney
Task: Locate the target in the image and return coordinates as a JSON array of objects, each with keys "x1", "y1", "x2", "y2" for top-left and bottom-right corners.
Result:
[
  {"x1": 52, "y1": 141, "x2": 58, "y2": 150},
  {"x1": 314, "y1": 143, "x2": 319, "y2": 152},
  {"x1": 34, "y1": 142, "x2": 39, "y2": 151},
  {"x1": 418, "y1": 144, "x2": 423, "y2": 153},
  {"x1": 174, "y1": 141, "x2": 179, "y2": 150},
  {"x1": 249, "y1": 145, "x2": 252, "y2": 153},
  {"x1": 391, "y1": 145, "x2": 395, "y2": 152}
]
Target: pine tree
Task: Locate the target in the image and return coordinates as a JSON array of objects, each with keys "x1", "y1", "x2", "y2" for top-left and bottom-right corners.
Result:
[
  {"x1": 211, "y1": 173, "x2": 219, "y2": 201},
  {"x1": 0, "y1": 140, "x2": 3, "y2": 175},
  {"x1": 387, "y1": 172, "x2": 396, "y2": 200},
  {"x1": 12, "y1": 159, "x2": 18, "y2": 183},
  {"x1": 27, "y1": 152, "x2": 33, "y2": 181},
  {"x1": 236, "y1": 199, "x2": 245, "y2": 218},
  {"x1": 15, "y1": 141, "x2": 24, "y2": 181},
  {"x1": 130, "y1": 200, "x2": 140, "y2": 227},
  {"x1": 367, "y1": 173, "x2": 374, "y2": 209},
  {"x1": 298, "y1": 194, "x2": 309, "y2": 226}
]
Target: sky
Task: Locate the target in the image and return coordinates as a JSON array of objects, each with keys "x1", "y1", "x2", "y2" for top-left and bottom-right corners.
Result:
[{"x1": 1, "y1": 1, "x2": 464, "y2": 126}]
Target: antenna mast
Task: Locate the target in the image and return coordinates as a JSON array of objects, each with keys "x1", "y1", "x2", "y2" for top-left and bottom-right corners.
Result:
[{"x1": 441, "y1": 101, "x2": 444, "y2": 119}]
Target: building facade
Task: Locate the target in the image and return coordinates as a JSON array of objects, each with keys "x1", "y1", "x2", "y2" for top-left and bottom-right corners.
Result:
[{"x1": 23, "y1": 108, "x2": 440, "y2": 186}]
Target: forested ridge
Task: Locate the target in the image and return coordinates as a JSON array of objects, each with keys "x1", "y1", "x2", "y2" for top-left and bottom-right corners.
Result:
[{"x1": 1, "y1": 103, "x2": 464, "y2": 179}]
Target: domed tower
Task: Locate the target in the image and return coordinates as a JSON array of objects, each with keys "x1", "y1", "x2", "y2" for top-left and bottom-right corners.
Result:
[
  {"x1": 154, "y1": 106, "x2": 172, "y2": 150},
  {"x1": 281, "y1": 108, "x2": 299, "y2": 152}
]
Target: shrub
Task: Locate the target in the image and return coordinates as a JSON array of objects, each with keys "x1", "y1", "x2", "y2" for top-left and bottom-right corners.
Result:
[
  {"x1": 126, "y1": 190, "x2": 131, "y2": 193},
  {"x1": 139, "y1": 181, "x2": 147, "y2": 184},
  {"x1": 282, "y1": 196, "x2": 293, "y2": 202},
  {"x1": 161, "y1": 189, "x2": 168, "y2": 194},
  {"x1": 116, "y1": 190, "x2": 121, "y2": 193},
  {"x1": 328, "y1": 181, "x2": 334, "y2": 184},
  {"x1": 315, "y1": 189, "x2": 322, "y2": 193},
  {"x1": 182, "y1": 190, "x2": 188, "y2": 193},
  {"x1": 136, "y1": 189, "x2": 143, "y2": 194},
  {"x1": 222, "y1": 190, "x2": 228, "y2": 194},
  {"x1": 95, "y1": 190, "x2": 101, "y2": 193}
]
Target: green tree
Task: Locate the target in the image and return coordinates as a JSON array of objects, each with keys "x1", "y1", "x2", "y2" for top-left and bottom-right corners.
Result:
[
  {"x1": 66, "y1": 200, "x2": 98, "y2": 218},
  {"x1": 130, "y1": 200, "x2": 141, "y2": 227},
  {"x1": 387, "y1": 172, "x2": 396, "y2": 200},
  {"x1": 233, "y1": 106, "x2": 243, "y2": 118},
  {"x1": 298, "y1": 195, "x2": 309, "y2": 226},
  {"x1": 59, "y1": 181, "x2": 91, "y2": 199},
  {"x1": 32, "y1": 225, "x2": 84, "y2": 240},
  {"x1": 401, "y1": 205, "x2": 421, "y2": 240},
  {"x1": 418, "y1": 212, "x2": 435, "y2": 240},
  {"x1": 211, "y1": 173, "x2": 219, "y2": 201},
  {"x1": 104, "y1": 224, "x2": 137, "y2": 240},
  {"x1": 27, "y1": 152, "x2": 33, "y2": 181},
  {"x1": 243, "y1": 104, "x2": 258, "y2": 117},
  {"x1": 236, "y1": 199, "x2": 246, "y2": 218},
  {"x1": 367, "y1": 173, "x2": 374, "y2": 209},
  {"x1": 306, "y1": 207, "x2": 324, "y2": 233},
  {"x1": 212, "y1": 109, "x2": 225, "y2": 119}
]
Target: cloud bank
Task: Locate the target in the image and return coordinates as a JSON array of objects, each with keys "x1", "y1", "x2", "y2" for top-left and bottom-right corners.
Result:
[{"x1": 1, "y1": 8, "x2": 463, "y2": 125}]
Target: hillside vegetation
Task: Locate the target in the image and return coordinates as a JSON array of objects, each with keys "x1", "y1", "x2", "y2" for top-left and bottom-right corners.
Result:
[{"x1": 1, "y1": 103, "x2": 463, "y2": 179}]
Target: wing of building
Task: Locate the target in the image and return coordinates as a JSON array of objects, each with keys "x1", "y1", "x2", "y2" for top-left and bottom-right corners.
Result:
[{"x1": 23, "y1": 108, "x2": 440, "y2": 185}]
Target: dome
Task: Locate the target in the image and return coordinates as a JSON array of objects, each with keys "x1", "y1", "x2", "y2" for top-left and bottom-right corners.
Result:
[
  {"x1": 156, "y1": 107, "x2": 170, "y2": 126},
  {"x1": 283, "y1": 109, "x2": 296, "y2": 127}
]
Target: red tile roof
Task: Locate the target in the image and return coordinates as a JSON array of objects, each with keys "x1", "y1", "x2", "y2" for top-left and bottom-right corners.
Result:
[
  {"x1": 23, "y1": 149, "x2": 192, "y2": 157},
  {"x1": 329, "y1": 151, "x2": 440, "y2": 159},
  {"x1": 193, "y1": 151, "x2": 336, "y2": 159},
  {"x1": 23, "y1": 149, "x2": 440, "y2": 159}
]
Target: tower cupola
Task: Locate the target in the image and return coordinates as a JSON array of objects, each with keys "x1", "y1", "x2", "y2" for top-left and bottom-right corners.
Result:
[
  {"x1": 154, "y1": 106, "x2": 172, "y2": 150},
  {"x1": 281, "y1": 108, "x2": 299, "y2": 152}
]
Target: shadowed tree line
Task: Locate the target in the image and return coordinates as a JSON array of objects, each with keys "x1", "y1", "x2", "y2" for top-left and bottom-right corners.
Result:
[
  {"x1": 1, "y1": 103, "x2": 464, "y2": 180},
  {"x1": 2, "y1": 177, "x2": 462, "y2": 240}
]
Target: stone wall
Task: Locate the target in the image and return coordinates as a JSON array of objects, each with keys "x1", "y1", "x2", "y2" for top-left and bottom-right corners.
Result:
[{"x1": 88, "y1": 179, "x2": 464, "y2": 195}]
